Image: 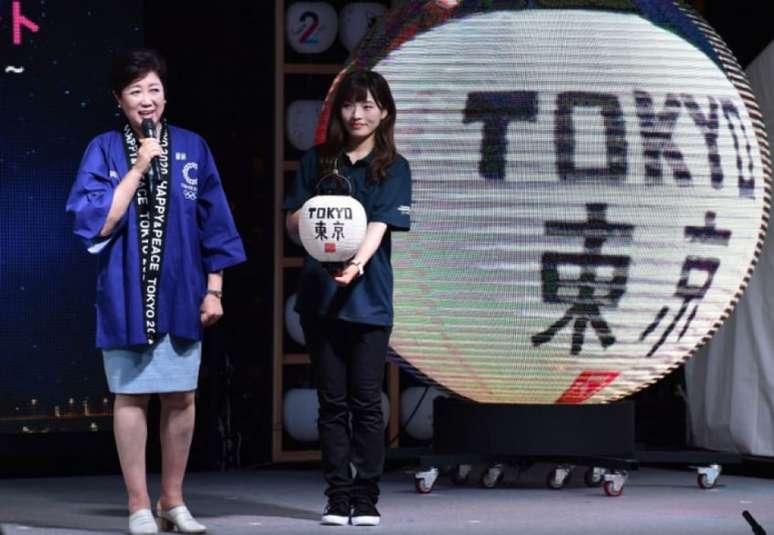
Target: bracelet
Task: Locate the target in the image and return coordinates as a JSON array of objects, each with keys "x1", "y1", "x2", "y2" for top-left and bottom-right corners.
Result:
[
  {"x1": 347, "y1": 260, "x2": 364, "y2": 277},
  {"x1": 206, "y1": 289, "x2": 223, "y2": 299}
]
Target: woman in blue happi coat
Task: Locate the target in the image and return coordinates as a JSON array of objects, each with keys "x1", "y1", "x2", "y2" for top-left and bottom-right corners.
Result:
[{"x1": 66, "y1": 49, "x2": 245, "y2": 534}]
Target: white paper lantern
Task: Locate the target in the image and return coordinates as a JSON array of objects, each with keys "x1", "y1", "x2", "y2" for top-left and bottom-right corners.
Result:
[
  {"x1": 299, "y1": 195, "x2": 367, "y2": 263},
  {"x1": 284, "y1": 293, "x2": 305, "y2": 346},
  {"x1": 286, "y1": 2, "x2": 338, "y2": 54},
  {"x1": 400, "y1": 386, "x2": 449, "y2": 441}
]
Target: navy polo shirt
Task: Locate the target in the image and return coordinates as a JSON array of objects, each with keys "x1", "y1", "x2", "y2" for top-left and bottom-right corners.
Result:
[{"x1": 284, "y1": 147, "x2": 412, "y2": 326}]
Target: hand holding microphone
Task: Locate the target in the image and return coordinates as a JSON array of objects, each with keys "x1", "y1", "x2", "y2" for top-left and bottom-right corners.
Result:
[{"x1": 137, "y1": 119, "x2": 163, "y2": 194}]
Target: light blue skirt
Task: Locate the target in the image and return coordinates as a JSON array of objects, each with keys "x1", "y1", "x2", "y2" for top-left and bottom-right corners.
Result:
[{"x1": 103, "y1": 335, "x2": 201, "y2": 394}]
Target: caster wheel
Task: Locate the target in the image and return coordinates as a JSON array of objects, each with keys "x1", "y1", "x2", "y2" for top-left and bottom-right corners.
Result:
[
  {"x1": 696, "y1": 464, "x2": 720, "y2": 489},
  {"x1": 546, "y1": 470, "x2": 564, "y2": 489},
  {"x1": 603, "y1": 480, "x2": 623, "y2": 497},
  {"x1": 415, "y1": 477, "x2": 433, "y2": 494},
  {"x1": 480, "y1": 465, "x2": 503, "y2": 488},
  {"x1": 451, "y1": 464, "x2": 472, "y2": 485},
  {"x1": 697, "y1": 473, "x2": 716, "y2": 489},
  {"x1": 546, "y1": 465, "x2": 572, "y2": 490},
  {"x1": 584, "y1": 467, "x2": 605, "y2": 488},
  {"x1": 414, "y1": 467, "x2": 439, "y2": 494}
]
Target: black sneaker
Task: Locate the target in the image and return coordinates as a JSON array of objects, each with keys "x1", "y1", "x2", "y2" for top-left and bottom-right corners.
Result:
[
  {"x1": 350, "y1": 497, "x2": 380, "y2": 526},
  {"x1": 321, "y1": 498, "x2": 350, "y2": 526}
]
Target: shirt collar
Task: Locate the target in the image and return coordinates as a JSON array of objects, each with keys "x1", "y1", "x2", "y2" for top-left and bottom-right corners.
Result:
[{"x1": 342, "y1": 151, "x2": 374, "y2": 168}]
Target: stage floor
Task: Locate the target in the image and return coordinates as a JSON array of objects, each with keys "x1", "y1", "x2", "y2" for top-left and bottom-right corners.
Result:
[{"x1": 1, "y1": 464, "x2": 772, "y2": 534}]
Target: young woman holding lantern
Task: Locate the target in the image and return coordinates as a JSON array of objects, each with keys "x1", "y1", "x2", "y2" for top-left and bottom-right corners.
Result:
[{"x1": 284, "y1": 69, "x2": 411, "y2": 526}]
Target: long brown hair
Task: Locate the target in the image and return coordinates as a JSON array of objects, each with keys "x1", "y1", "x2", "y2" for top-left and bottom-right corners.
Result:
[{"x1": 319, "y1": 70, "x2": 397, "y2": 183}]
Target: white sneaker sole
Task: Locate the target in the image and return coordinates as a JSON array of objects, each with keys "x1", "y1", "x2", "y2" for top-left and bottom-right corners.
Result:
[
  {"x1": 351, "y1": 515, "x2": 381, "y2": 526},
  {"x1": 321, "y1": 514, "x2": 349, "y2": 526}
]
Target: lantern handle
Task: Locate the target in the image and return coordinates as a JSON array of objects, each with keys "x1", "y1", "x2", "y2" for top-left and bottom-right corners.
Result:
[{"x1": 315, "y1": 170, "x2": 353, "y2": 196}]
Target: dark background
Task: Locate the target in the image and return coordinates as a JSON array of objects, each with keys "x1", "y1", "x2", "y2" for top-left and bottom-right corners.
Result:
[
  {"x1": 143, "y1": 3, "x2": 277, "y2": 469},
  {"x1": 1, "y1": 0, "x2": 146, "y2": 464},
  {"x1": 0, "y1": 1, "x2": 143, "y2": 415},
  {"x1": 1, "y1": 1, "x2": 772, "y2": 475}
]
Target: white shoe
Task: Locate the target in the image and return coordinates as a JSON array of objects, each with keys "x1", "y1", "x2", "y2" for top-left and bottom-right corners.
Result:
[
  {"x1": 156, "y1": 505, "x2": 207, "y2": 533},
  {"x1": 128, "y1": 509, "x2": 159, "y2": 534}
]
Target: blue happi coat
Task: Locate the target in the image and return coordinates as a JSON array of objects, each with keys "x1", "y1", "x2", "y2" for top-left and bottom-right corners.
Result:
[{"x1": 66, "y1": 124, "x2": 246, "y2": 349}]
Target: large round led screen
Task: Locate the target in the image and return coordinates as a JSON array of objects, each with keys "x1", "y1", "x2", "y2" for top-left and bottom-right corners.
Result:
[{"x1": 322, "y1": 1, "x2": 771, "y2": 403}]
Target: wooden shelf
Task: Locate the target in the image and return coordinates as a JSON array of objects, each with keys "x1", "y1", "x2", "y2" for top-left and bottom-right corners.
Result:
[
  {"x1": 283, "y1": 257, "x2": 303, "y2": 268},
  {"x1": 273, "y1": 449, "x2": 321, "y2": 462},
  {"x1": 284, "y1": 63, "x2": 342, "y2": 75},
  {"x1": 284, "y1": 353, "x2": 310, "y2": 365}
]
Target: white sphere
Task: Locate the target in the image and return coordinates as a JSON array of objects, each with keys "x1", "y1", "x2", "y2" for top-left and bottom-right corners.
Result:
[
  {"x1": 286, "y1": 100, "x2": 323, "y2": 151},
  {"x1": 339, "y1": 3, "x2": 387, "y2": 52},
  {"x1": 283, "y1": 388, "x2": 319, "y2": 442},
  {"x1": 299, "y1": 195, "x2": 367, "y2": 263},
  {"x1": 285, "y1": 2, "x2": 338, "y2": 54},
  {"x1": 284, "y1": 388, "x2": 391, "y2": 442},
  {"x1": 400, "y1": 386, "x2": 448, "y2": 441},
  {"x1": 349, "y1": 390, "x2": 391, "y2": 431},
  {"x1": 284, "y1": 293, "x2": 305, "y2": 346},
  {"x1": 380, "y1": 390, "x2": 390, "y2": 431}
]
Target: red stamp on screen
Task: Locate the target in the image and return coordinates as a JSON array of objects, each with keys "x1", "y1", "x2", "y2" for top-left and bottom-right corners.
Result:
[
  {"x1": 324, "y1": 243, "x2": 336, "y2": 253},
  {"x1": 555, "y1": 371, "x2": 619, "y2": 404}
]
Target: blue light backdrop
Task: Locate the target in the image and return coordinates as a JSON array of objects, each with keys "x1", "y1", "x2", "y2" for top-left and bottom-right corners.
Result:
[{"x1": 0, "y1": 0, "x2": 142, "y2": 429}]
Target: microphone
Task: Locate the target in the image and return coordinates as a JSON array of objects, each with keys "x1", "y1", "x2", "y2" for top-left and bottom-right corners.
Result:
[
  {"x1": 742, "y1": 511, "x2": 766, "y2": 535},
  {"x1": 141, "y1": 119, "x2": 161, "y2": 195}
]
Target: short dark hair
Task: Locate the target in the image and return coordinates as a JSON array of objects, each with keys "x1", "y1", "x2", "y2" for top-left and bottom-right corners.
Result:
[{"x1": 110, "y1": 48, "x2": 167, "y2": 95}]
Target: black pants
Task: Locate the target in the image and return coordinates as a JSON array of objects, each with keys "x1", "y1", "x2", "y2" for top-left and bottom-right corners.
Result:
[{"x1": 301, "y1": 316, "x2": 391, "y2": 502}]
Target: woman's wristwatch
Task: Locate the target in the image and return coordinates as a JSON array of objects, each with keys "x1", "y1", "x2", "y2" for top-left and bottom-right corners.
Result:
[
  {"x1": 347, "y1": 260, "x2": 364, "y2": 277},
  {"x1": 206, "y1": 288, "x2": 223, "y2": 299}
]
